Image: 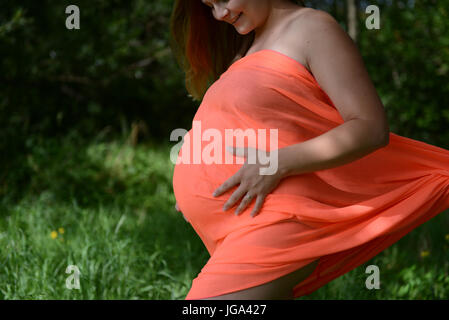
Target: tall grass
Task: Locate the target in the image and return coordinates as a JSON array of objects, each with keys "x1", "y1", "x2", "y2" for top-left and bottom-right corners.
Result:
[{"x1": 0, "y1": 130, "x2": 447, "y2": 299}]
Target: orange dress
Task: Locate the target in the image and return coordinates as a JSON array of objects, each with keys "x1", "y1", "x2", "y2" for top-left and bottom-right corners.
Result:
[{"x1": 172, "y1": 49, "x2": 449, "y2": 300}]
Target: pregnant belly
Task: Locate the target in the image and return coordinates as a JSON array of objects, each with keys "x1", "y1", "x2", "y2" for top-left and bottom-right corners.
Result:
[
  {"x1": 172, "y1": 152, "x2": 316, "y2": 244},
  {"x1": 172, "y1": 132, "x2": 357, "y2": 244},
  {"x1": 173, "y1": 158, "x2": 235, "y2": 222}
]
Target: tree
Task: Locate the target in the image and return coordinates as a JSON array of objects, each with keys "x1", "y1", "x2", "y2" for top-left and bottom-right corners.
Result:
[{"x1": 347, "y1": 0, "x2": 359, "y2": 42}]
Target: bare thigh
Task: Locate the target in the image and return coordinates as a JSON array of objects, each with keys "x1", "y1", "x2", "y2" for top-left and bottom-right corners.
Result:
[
  {"x1": 201, "y1": 258, "x2": 319, "y2": 300},
  {"x1": 198, "y1": 219, "x2": 319, "y2": 300}
]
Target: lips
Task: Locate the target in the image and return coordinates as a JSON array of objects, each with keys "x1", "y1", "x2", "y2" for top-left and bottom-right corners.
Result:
[{"x1": 232, "y1": 13, "x2": 242, "y2": 25}]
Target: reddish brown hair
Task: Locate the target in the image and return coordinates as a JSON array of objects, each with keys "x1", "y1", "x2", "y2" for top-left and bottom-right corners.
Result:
[{"x1": 169, "y1": 0, "x2": 306, "y2": 102}]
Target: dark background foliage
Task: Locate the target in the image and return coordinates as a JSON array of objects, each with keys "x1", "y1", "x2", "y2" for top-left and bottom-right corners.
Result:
[
  {"x1": 1, "y1": 0, "x2": 448, "y2": 198},
  {"x1": 0, "y1": 0, "x2": 448, "y2": 300}
]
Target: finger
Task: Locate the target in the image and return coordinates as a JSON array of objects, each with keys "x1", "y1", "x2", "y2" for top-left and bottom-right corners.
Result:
[
  {"x1": 250, "y1": 194, "x2": 266, "y2": 217},
  {"x1": 235, "y1": 193, "x2": 255, "y2": 216},
  {"x1": 226, "y1": 145, "x2": 241, "y2": 156},
  {"x1": 223, "y1": 184, "x2": 247, "y2": 212},
  {"x1": 226, "y1": 146, "x2": 257, "y2": 159},
  {"x1": 213, "y1": 173, "x2": 241, "y2": 197}
]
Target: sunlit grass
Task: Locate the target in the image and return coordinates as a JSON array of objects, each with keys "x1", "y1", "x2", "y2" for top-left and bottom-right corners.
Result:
[{"x1": 0, "y1": 130, "x2": 447, "y2": 299}]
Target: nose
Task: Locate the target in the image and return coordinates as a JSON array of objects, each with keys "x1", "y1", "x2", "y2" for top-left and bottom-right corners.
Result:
[{"x1": 213, "y1": 4, "x2": 230, "y2": 21}]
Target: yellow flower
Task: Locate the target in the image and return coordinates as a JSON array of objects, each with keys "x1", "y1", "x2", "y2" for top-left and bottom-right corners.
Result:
[
  {"x1": 420, "y1": 250, "x2": 430, "y2": 258},
  {"x1": 50, "y1": 231, "x2": 58, "y2": 239},
  {"x1": 58, "y1": 227, "x2": 65, "y2": 234},
  {"x1": 445, "y1": 234, "x2": 449, "y2": 241}
]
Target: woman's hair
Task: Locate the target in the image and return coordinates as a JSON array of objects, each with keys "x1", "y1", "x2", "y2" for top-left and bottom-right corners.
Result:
[{"x1": 169, "y1": 0, "x2": 306, "y2": 102}]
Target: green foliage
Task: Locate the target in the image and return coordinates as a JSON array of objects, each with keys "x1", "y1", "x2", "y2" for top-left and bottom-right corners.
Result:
[
  {"x1": 0, "y1": 0, "x2": 194, "y2": 144},
  {"x1": 0, "y1": 132, "x2": 447, "y2": 299},
  {"x1": 359, "y1": 0, "x2": 449, "y2": 148},
  {"x1": 0, "y1": 132, "x2": 209, "y2": 299},
  {"x1": 1, "y1": 0, "x2": 448, "y2": 300},
  {"x1": 1, "y1": 1, "x2": 447, "y2": 147}
]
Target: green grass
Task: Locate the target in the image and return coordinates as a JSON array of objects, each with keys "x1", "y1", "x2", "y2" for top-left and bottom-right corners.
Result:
[{"x1": 0, "y1": 130, "x2": 448, "y2": 299}]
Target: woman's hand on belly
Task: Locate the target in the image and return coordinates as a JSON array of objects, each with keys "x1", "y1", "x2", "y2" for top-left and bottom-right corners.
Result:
[{"x1": 212, "y1": 146, "x2": 284, "y2": 218}]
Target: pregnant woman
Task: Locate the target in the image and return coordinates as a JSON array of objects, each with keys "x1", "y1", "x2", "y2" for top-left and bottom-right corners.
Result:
[{"x1": 170, "y1": 0, "x2": 449, "y2": 300}]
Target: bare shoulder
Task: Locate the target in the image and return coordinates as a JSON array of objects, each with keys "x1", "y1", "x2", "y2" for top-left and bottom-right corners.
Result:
[
  {"x1": 281, "y1": 8, "x2": 339, "y2": 73},
  {"x1": 299, "y1": 7, "x2": 336, "y2": 21},
  {"x1": 289, "y1": 7, "x2": 390, "y2": 141},
  {"x1": 289, "y1": 8, "x2": 339, "y2": 31},
  {"x1": 289, "y1": 8, "x2": 354, "y2": 66}
]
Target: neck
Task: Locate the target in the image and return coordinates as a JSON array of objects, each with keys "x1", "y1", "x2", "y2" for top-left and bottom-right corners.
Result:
[{"x1": 253, "y1": 1, "x2": 302, "y2": 42}]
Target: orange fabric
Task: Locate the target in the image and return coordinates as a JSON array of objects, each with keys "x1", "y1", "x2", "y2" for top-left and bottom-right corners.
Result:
[{"x1": 172, "y1": 49, "x2": 449, "y2": 300}]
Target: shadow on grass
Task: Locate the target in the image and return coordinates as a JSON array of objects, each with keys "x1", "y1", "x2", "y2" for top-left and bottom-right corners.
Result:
[
  {"x1": 1, "y1": 128, "x2": 447, "y2": 299},
  {"x1": 0, "y1": 128, "x2": 211, "y2": 298}
]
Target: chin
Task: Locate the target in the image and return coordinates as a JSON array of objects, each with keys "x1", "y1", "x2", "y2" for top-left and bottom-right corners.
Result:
[
  {"x1": 236, "y1": 29, "x2": 252, "y2": 35},
  {"x1": 234, "y1": 25, "x2": 253, "y2": 35}
]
